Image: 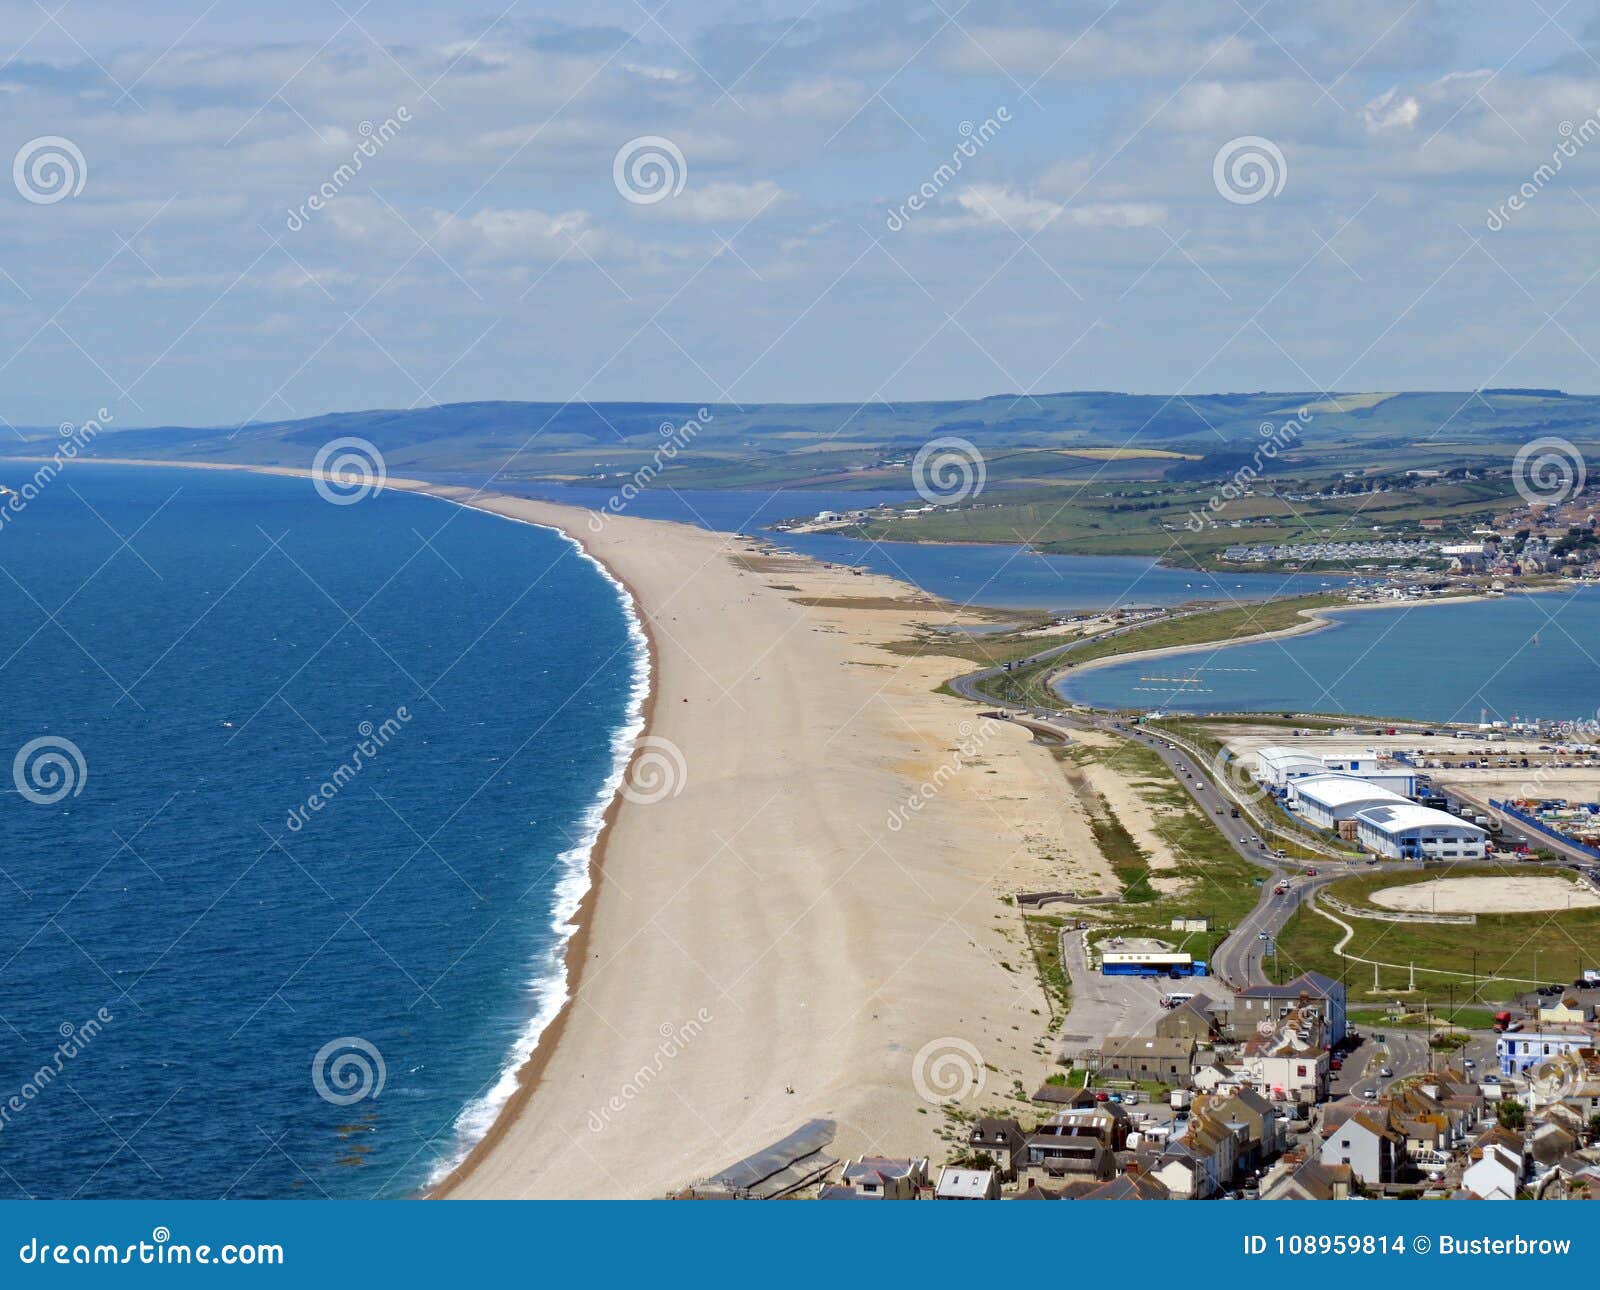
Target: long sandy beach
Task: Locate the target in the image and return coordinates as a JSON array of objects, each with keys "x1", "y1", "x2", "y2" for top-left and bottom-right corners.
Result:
[{"x1": 52, "y1": 458, "x2": 1096, "y2": 1198}]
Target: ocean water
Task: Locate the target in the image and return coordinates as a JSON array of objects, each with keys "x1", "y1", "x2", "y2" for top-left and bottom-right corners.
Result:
[
  {"x1": 436, "y1": 478, "x2": 1343, "y2": 611},
  {"x1": 0, "y1": 464, "x2": 644, "y2": 1198},
  {"x1": 1057, "y1": 589, "x2": 1600, "y2": 723}
]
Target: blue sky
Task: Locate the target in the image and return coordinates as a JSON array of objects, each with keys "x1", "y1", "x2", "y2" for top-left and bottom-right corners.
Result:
[{"x1": 4, "y1": 0, "x2": 1600, "y2": 425}]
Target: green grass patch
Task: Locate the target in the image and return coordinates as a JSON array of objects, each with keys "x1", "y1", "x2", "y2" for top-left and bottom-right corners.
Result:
[
  {"x1": 1022, "y1": 914, "x2": 1072, "y2": 1023},
  {"x1": 1272, "y1": 866, "x2": 1600, "y2": 1001},
  {"x1": 1052, "y1": 594, "x2": 1343, "y2": 678}
]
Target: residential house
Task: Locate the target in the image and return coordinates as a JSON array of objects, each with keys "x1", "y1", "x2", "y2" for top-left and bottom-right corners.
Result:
[
  {"x1": 1540, "y1": 995, "x2": 1595, "y2": 1027},
  {"x1": 1463, "y1": 1133, "x2": 1524, "y2": 1201},
  {"x1": 1497, "y1": 1030, "x2": 1594, "y2": 1077},
  {"x1": 1260, "y1": 1158, "x2": 1353, "y2": 1200},
  {"x1": 1154, "y1": 1111, "x2": 1242, "y2": 1198},
  {"x1": 1232, "y1": 972, "x2": 1347, "y2": 1043},
  {"x1": 1096, "y1": 1033, "x2": 1196, "y2": 1087},
  {"x1": 1075, "y1": 1167, "x2": 1171, "y2": 1200},
  {"x1": 1027, "y1": 1106, "x2": 1127, "y2": 1181},
  {"x1": 934, "y1": 1167, "x2": 999, "y2": 1200},
  {"x1": 1207, "y1": 1088, "x2": 1286, "y2": 1174},
  {"x1": 835, "y1": 1156, "x2": 928, "y2": 1199},
  {"x1": 967, "y1": 1117, "x2": 1026, "y2": 1181},
  {"x1": 1155, "y1": 997, "x2": 1219, "y2": 1044},
  {"x1": 1319, "y1": 1105, "x2": 1404, "y2": 1185},
  {"x1": 1240, "y1": 1009, "x2": 1329, "y2": 1104}
]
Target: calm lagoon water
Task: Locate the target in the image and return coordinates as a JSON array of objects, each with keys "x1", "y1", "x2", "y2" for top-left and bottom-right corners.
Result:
[
  {"x1": 1056, "y1": 590, "x2": 1600, "y2": 723},
  {"x1": 0, "y1": 464, "x2": 643, "y2": 1198},
  {"x1": 437, "y1": 478, "x2": 1344, "y2": 611}
]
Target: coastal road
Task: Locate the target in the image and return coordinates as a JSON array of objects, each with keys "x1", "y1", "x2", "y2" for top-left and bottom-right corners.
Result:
[
  {"x1": 944, "y1": 607, "x2": 1212, "y2": 706},
  {"x1": 967, "y1": 698, "x2": 1347, "y2": 990}
]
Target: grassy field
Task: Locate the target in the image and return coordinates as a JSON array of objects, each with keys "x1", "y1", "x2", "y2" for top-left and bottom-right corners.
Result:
[
  {"x1": 1272, "y1": 866, "x2": 1600, "y2": 1002},
  {"x1": 844, "y1": 470, "x2": 1527, "y2": 569},
  {"x1": 1021, "y1": 913, "x2": 1071, "y2": 1026},
  {"x1": 1052, "y1": 594, "x2": 1343, "y2": 677},
  {"x1": 1069, "y1": 740, "x2": 1266, "y2": 938}
]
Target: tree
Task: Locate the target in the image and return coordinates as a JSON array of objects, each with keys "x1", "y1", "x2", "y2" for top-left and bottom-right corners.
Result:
[{"x1": 1497, "y1": 1099, "x2": 1527, "y2": 1130}]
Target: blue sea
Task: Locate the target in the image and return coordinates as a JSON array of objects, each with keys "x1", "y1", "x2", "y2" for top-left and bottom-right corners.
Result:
[
  {"x1": 0, "y1": 464, "x2": 645, "y2": 1199},
  {"x1": 428, "y1": 478, "x2": 1343, "y2": 611},
  {"x1": 1057, "y1": 589, "x2": 1600, "y2": 724}
]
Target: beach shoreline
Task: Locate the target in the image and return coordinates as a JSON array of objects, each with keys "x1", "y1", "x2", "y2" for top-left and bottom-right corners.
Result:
[
  {"x1": 13, "y1": 456, "x2": 665, "y2": 1195},
  {"x1": 40, "y1": 455, "x2": 1089, "y2": 1199}
]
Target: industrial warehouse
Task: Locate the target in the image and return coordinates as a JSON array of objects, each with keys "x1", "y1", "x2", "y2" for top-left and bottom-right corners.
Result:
[{"x1": 1254, "y1": 744, "x2": 1487, "y2": 859}]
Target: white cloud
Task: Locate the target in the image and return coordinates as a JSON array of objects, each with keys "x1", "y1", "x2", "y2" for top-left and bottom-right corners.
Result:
[
  {"x1": 954, "y1": 184, "x2": 1165, "y2": 233},
  {"x1": 661, "y1": 180, "x2": 788, "y2": 222},
  {"x1": 1364, "y1": 87, "x2": 1420, "y2": 132}
]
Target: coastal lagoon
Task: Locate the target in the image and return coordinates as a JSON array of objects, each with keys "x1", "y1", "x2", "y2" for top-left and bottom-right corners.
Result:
[
  {"x1": 445, "y1": 479, "x2": 1344, "y2": 611},
  {"x1": 1057, "y1": 589, "x2": 1600, "y2": 723},
  {"x1": 0, "y1": 465, "x2": 643, "y2": 1197}
]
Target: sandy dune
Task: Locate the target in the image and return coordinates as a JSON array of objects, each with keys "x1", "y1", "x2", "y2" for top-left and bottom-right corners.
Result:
[{"x1": 1371, "y1": 874, "x2": 1599, "y2": 914}]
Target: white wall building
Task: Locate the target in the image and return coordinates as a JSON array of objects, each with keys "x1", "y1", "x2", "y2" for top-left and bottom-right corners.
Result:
[
  {"x1": 1287, "y1": 774, "x2": 1409, "y2": 829},
  {"x1": 1352, "y1": 803, "x2": 1488, "y2": 860},
  {"x1": 1253, "y1": 746, "x2": 1416, "y2": 796}
]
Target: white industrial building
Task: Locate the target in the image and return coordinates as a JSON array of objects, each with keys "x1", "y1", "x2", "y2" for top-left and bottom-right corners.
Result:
[
  {"x1": 1351, "y1": 803, "x2": 1488, "y2": 860},
  {"x1": 1286, "y1": 774, "x2": 1410, "y2": 829},
  {"x1": 1253, "y1": 745, "x2": 1416, "y2": 796}
]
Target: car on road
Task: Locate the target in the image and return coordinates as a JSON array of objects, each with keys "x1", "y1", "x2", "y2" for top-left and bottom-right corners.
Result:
[
  {"x1": 1330, "y1": 1058, "x2": 1342, "y2": 1071},
  {"x1": 1361, "y1": 1087, "x2": 1376, "y2": 1099},
  {"x1": 1482, "y1": 1075, "x2": 1499, "y2": 1084},
  {"x1": 1093, "y1": 1091, "x2": 1110, "y2": 1102},
  {"x1": 1304, "y1": 867, "x2": 1318, "y2": 876},
  {"x1": 1379, "y1": 1066, "x2": 1393, "y2": 1077}
]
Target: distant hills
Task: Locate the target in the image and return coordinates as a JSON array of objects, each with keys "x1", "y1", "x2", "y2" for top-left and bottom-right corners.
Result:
[{"x1": 6, "y1": 390, "x2": 1597, "y2": 491}]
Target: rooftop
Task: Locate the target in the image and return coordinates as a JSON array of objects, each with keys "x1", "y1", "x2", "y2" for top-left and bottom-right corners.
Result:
[
  {"x1": 1291, "y1": 773, "x2": 1409, "y2": 808},
  {"x1": 1354, "y1": 802, "x2": 1488, "y2": 837}
]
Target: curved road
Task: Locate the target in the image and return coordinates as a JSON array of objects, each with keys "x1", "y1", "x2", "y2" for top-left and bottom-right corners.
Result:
[{"x1": 954, "y1": 651, "x2": 1372, "y2": 990}]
